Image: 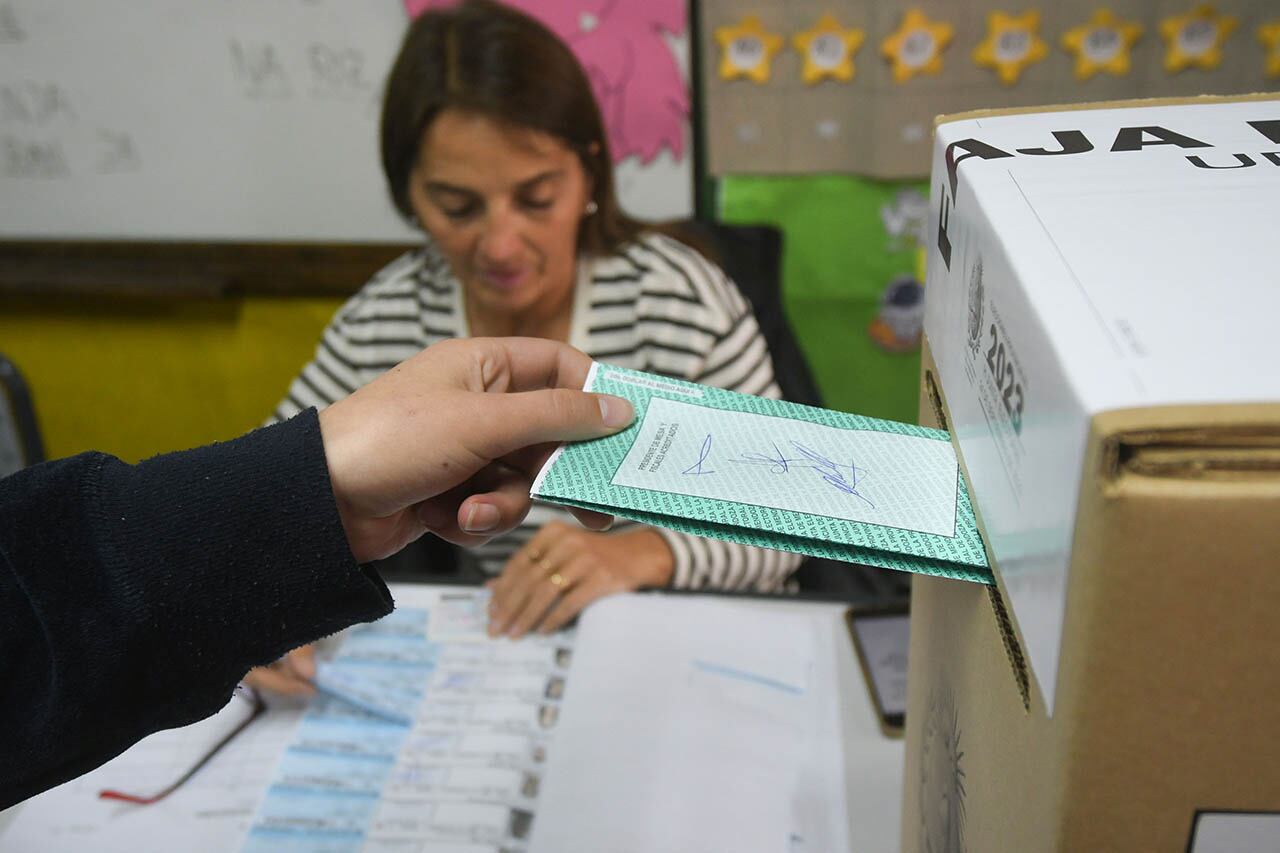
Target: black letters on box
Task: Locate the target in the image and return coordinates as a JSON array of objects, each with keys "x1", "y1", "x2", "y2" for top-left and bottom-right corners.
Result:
[
  {"x1": 1187, "y1": 153, "x2": 1256, "y2": 169},
  {"x1": 1016, "y1": 130, "x2": 1094, "y2": 156},
  {"x1": 937, "y1": 185, "x2": 953, "y2": 271},
  {"x1": 944, "y1": 139, "x2": 1014, "y2": 197},
  {"x1": 1247, "y1": 120, "x2": 1280, "y2": 144},
  {"x1": 937, "y1": 139, "x2": 1014, "y2": 273},
  {"x1": 1110, "y1": 126, "x2": 1211, "y2": 152}
]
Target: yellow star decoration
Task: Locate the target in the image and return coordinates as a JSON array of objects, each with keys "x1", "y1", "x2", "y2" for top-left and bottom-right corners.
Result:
[
  {"x1": 715, "y1": 15, "x2": 784, "y2": 83},
  {"x1": 973, "y1": 10, "x2": 1049, "y2": 85},
  {"x1": 1159, "y1": 5, "x2": 1238, "y2": 73},
  {"x1": 881, "y1": 9, "x2": 954, "y2": 83},
  {"x1": 793, "y1": 14, "x2": 865, "y2": 84},
  {"x1": 1061, "y1": 8, "x2": 1143, "y2": 80},
  {"x1": 1261, "y1": 21, "x2": 1280, "y2": 79}
]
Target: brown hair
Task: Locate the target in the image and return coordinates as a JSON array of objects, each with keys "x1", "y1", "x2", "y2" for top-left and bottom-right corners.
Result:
[{"x1": 381, "y1": 0, "x2": 643, "y2": 256}]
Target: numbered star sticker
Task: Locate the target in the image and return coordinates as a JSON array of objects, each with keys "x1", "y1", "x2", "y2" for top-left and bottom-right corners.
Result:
[
  {"x1": 1261, "y1": 21, "x2": 1280, "y2": 79},
  {"x1": 715, "y1": 15, "x2": 783, "y2": 83},
  {"x1": 1062, "y1": 9, "x2": 1143, "y2": 79},
  {"x1": 1159, "y1": 5, "x2": 1238, "y2": 73},
  {"x1": 973, "y1": 10, "x2": 1049, "y2": 85},
  {"x1": 881, "y1": 9, "x2": 954, "y2": 83},
  {"x1": 793, "y1": 14, "x2": 865, "y2": 84}
]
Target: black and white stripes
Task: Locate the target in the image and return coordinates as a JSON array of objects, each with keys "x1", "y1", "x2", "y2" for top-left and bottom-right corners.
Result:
[{"x1": 272, "y1": 232, "x2": 801, "y2": 593}]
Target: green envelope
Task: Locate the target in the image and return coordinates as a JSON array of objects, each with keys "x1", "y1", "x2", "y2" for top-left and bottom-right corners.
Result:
[{"x1": 532, "y1": 365, "x2": 991, "y2": 584}]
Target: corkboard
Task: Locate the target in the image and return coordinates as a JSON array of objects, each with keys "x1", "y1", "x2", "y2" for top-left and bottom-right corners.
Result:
[{"x1": 702, "y1": 0, "x2": 1277, "y2": 178}]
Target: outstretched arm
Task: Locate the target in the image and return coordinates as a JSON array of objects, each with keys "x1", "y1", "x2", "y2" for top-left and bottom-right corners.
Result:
[{"x1": 0, "y1": 337, "x2": 633, "y2": 809}]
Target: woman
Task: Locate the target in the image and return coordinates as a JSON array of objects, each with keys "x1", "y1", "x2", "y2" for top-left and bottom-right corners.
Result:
[{"x1": 254, "y1": 0, "x2": 800, "y2": 693}]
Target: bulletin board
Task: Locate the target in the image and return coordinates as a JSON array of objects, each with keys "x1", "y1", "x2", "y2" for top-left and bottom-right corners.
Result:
[{"x1": 701, "y1": 0, "x2": 1279, "y2": 178}]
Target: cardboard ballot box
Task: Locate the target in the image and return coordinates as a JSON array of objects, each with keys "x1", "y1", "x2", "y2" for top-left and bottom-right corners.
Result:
[{"x1": 902, "y1": 94, "x2": 1280, "y2": 853}]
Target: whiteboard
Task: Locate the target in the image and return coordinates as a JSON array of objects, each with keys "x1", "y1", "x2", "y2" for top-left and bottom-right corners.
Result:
[{"x1": 0, "y1": 0, "x2": 692, "y2": 242}]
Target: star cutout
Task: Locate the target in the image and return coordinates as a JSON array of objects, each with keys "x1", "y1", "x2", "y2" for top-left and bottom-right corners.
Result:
[
  {"x1": 715, "y1": 15, "x2": 783, "y2": 83},
  {"x1": 881, "y1": 9, "x2": 954, "y2": 83},
  {"x1": 972, "y1": 10, "x2": 1049, "y2": 85},
  {"x1": 1261, "y1": 21, "x2": 1280, "y2": 79},
  {"x1": 1062, "y1": 9, "x2": 1143, "y2": 79},
  {"x1": 793, "y1": 14, "x2": 865, "y2": 84},
  {"x1": 1159, "y1": 5, "x2": 1238, "y2": 73}
]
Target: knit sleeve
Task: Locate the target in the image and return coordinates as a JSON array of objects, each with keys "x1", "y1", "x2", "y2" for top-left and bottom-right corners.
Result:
[{"x1": 0, "y1": 409, "x2": 392, "y2": 809}]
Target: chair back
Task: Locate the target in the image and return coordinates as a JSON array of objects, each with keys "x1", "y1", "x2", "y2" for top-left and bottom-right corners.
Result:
[
  {"x1": 0, "y1": 353, "x2": 45, "y2": 478},
  {"x1": 675, "y1": 221, "x2": 824, "y2": 409}
]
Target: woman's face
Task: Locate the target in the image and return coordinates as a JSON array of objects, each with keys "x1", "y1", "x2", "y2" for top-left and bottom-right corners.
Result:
[{"x1": 408, "y1": 109, "x2": 592, "y2": 317}]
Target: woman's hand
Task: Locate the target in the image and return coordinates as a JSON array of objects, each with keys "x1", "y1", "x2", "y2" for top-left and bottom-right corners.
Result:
[
  {"x1": 245, "y1": 646, "x2": 316, "y2": 697},
  {"x1": 486, "y1": 522, "x2": 674, "y2": 638}
]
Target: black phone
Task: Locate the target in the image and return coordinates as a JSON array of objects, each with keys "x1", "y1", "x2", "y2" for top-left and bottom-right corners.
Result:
[{"x1": 845, "y1": 605, "x2": 910, "y2": 737}]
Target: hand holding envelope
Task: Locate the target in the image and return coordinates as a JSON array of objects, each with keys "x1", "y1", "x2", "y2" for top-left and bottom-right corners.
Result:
[{"x1": 532, "y1": 365, "x2": 991, "y2": 584}]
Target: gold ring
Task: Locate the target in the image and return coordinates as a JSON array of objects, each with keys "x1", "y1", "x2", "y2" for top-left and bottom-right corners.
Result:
[{"x1": 549, "y1": 572, "x2": 567, "y2": 589}]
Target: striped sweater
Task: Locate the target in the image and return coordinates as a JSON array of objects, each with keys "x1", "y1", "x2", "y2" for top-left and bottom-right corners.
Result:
[{"x1": 272, "y1": 231, "x2": 802, "y2": 591}]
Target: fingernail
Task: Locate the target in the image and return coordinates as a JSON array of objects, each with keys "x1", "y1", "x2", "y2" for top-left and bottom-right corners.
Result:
[
  {"x1": 463, "y1": 503, "x2": 500, "y2": 533},
  {"x1": 599, "y1": 395, "x2": 634, "y2": 429}
]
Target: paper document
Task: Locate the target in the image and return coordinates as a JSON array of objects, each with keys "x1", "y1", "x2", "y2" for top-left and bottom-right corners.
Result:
[
  {"x1": 0, "y1": 692, "x2": 300, "y2": 852},
  {"x1": 243, "y1": 592, "x2": 571, "y2": 852},
  {"x1": 528, "y1": 594, "x2": 849, "y2": 853},
  {"x1": 0, "y1": 586, "x2": 569, "y2": 853},
  {"x1": 533, "y1": 365, "x2": 990, "y2": 583}
]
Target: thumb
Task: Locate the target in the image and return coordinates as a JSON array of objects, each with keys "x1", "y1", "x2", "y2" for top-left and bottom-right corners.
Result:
[{"x1": 473, "y1": 389, "x2": 634, "y2": 459}]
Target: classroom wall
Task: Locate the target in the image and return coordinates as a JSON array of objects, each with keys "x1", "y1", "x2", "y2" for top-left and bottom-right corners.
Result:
[
  {"x1": 0, "y1": 295, "x2": 343, "y2": 463},
  {"x1": 720, "y1": 175, "x2": 928, "y2": 424},
  {"x1": 4, "y1": 278, "x2": 903, "y2": 465}
]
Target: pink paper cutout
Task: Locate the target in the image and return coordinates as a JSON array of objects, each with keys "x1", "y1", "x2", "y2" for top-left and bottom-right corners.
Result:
[{"x1": 402, "y1": 0, "x2": 688, "y2": 164}]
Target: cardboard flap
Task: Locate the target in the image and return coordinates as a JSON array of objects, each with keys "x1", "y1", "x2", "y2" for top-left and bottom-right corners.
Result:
[
  {"x1": 1122, "y1": 445, "x2": 1280, "y2": 479},
  {"x1": 1101, "y1": 417, "x2": 1280, "y2": 481}
]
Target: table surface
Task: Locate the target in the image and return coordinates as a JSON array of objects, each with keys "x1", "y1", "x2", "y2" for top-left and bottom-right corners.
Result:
[{"x1": 1, "y1": 584, "x2": 905, "y2": 851}]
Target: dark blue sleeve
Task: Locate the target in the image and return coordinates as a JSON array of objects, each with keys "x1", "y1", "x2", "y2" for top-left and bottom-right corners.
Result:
[{"x1": 0, "y1": 408, "x2": 392, "y2": 808}]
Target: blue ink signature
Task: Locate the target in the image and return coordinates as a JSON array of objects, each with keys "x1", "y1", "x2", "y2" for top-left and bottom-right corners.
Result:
[
  {"x1": 682, "y1": 433, "x2": 715, "y2": 475},
  {"x1": 734, "y1": 441, "x2": 874, "y2": 507}
]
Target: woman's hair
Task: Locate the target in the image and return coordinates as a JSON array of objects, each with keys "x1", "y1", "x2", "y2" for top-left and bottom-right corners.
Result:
[{"x1": 381, "y1": 0, "x2": 643, "y2": 256}]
